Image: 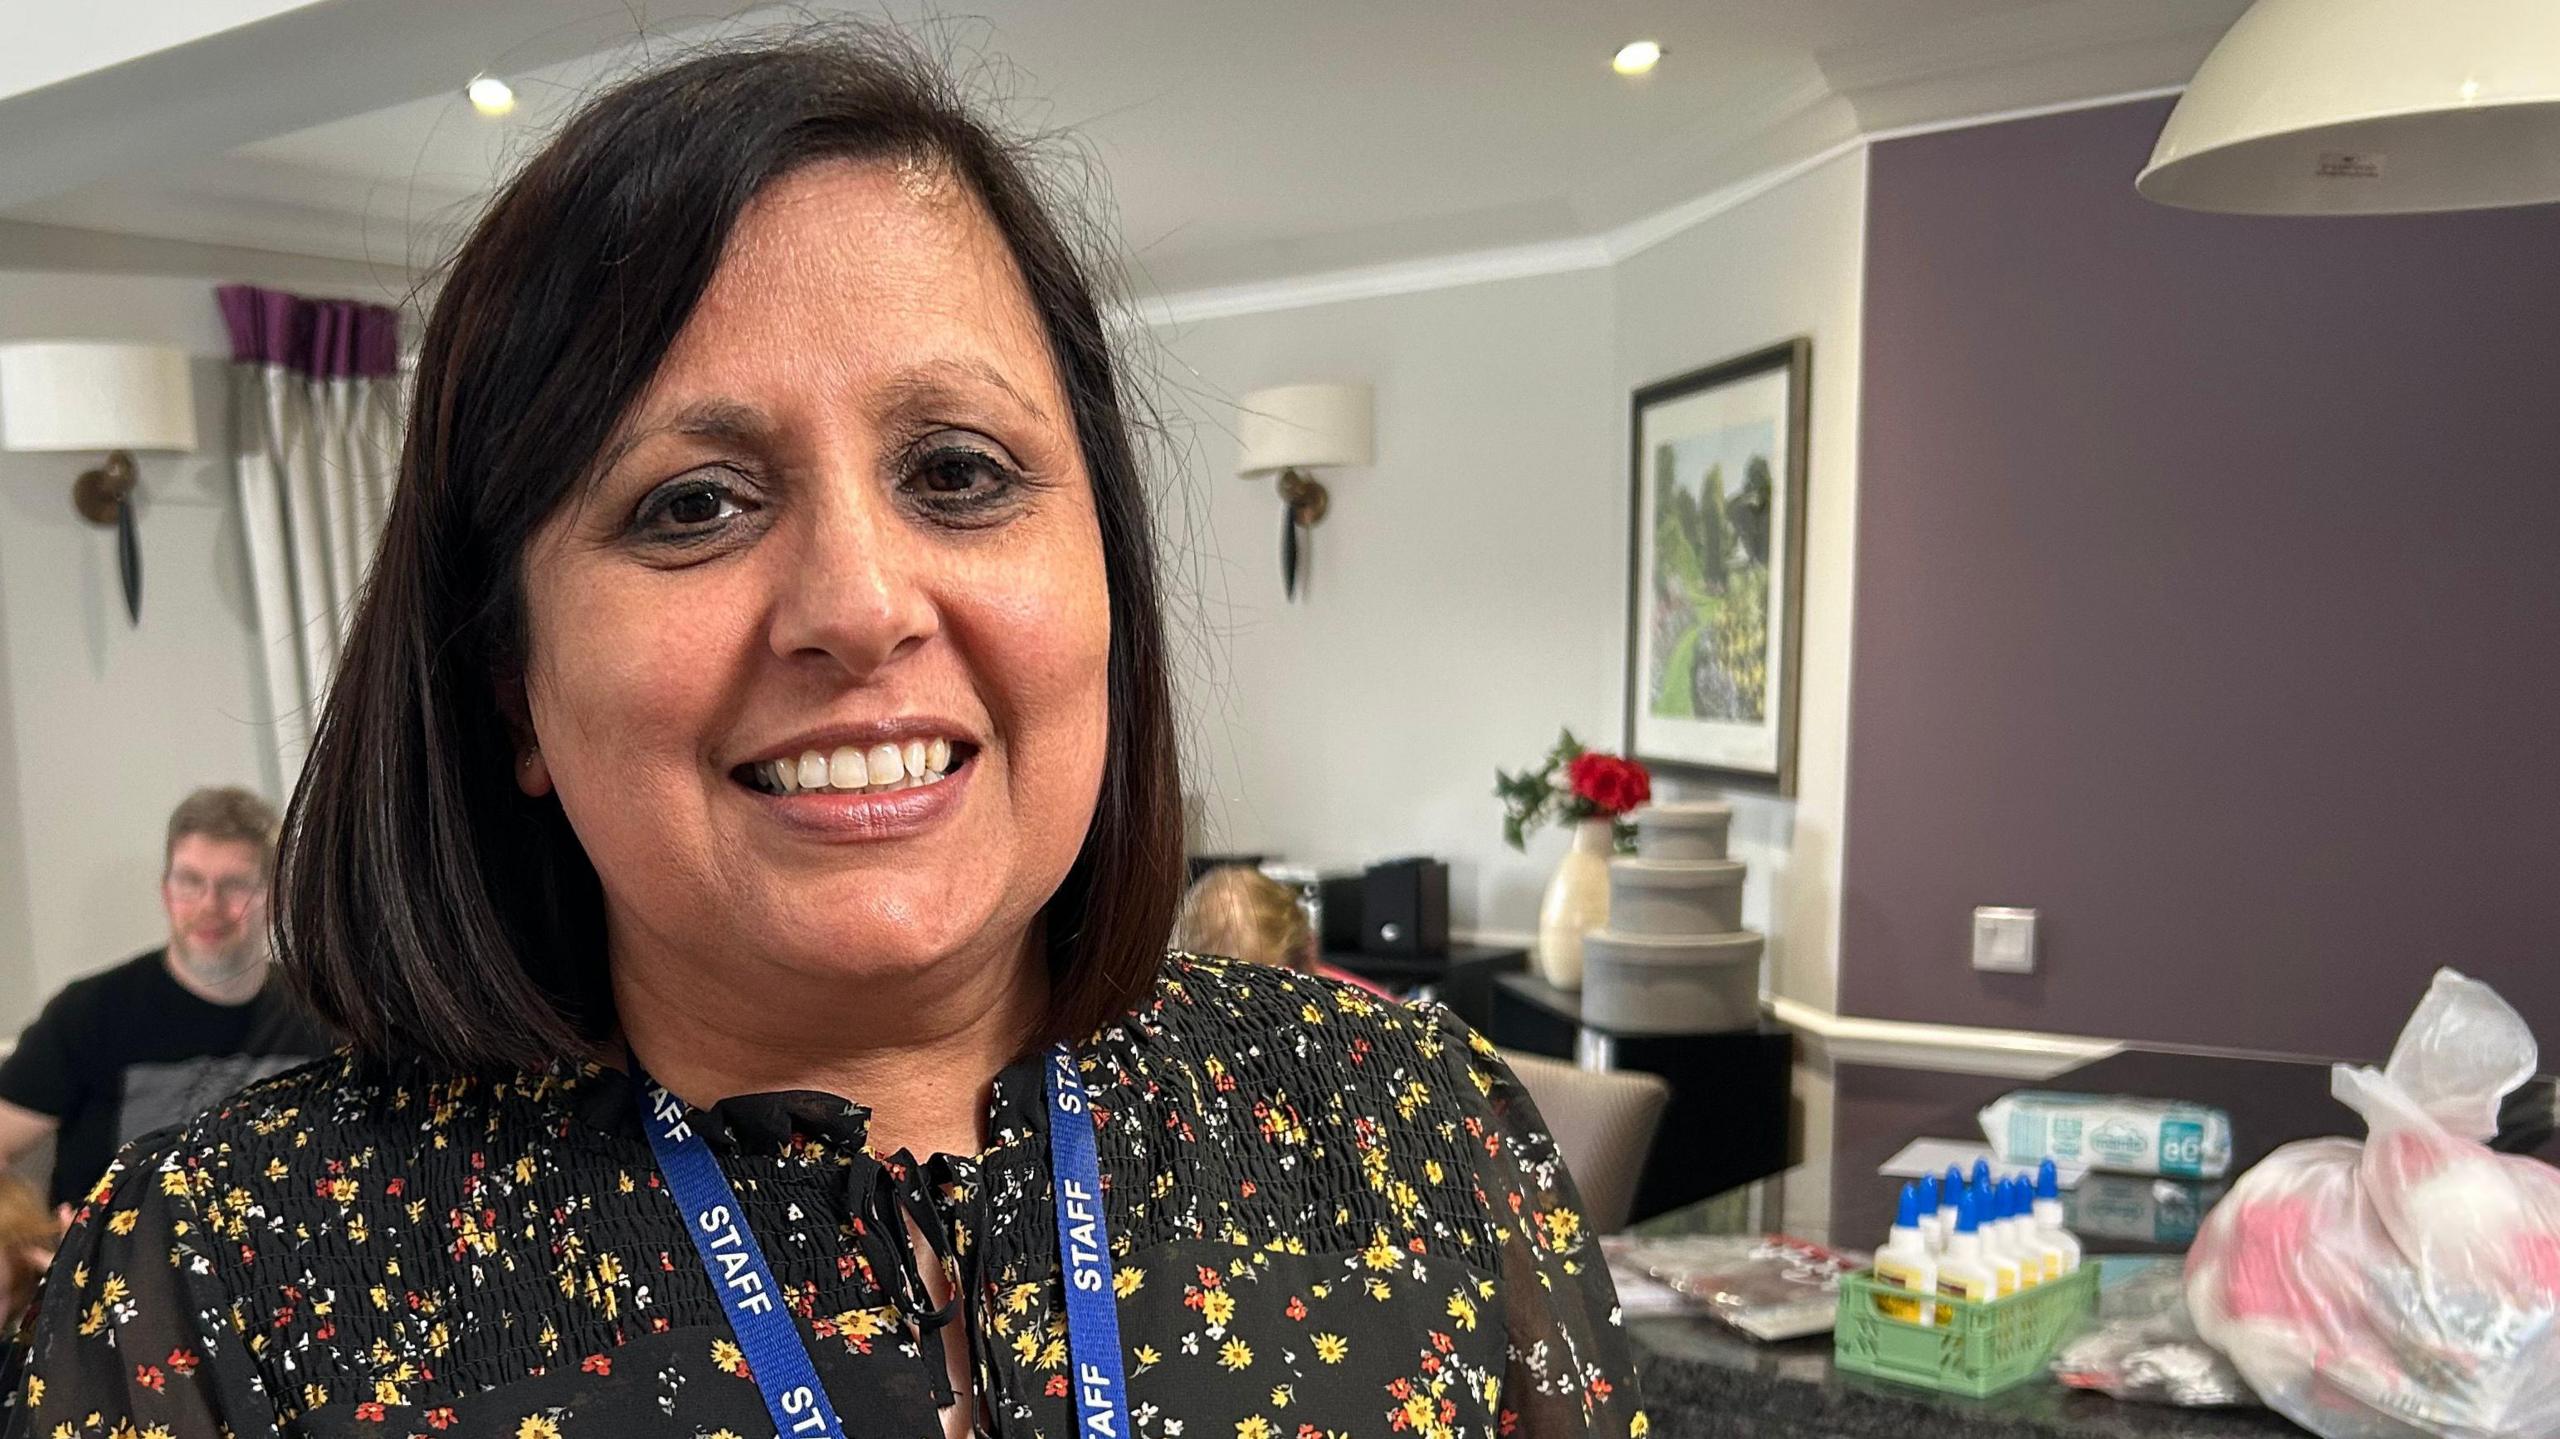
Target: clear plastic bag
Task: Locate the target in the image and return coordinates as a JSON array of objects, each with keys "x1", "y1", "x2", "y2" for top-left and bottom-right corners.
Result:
[
  {"x1": 2184, "y1": 969, "x2": 2560, "y2": 1439},
  {"x1": 2052, "y1": 1259, "x2": 2254, "y2": 1407}
]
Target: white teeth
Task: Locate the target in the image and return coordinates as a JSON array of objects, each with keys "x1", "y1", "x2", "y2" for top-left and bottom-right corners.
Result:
[
  {"x1": 750, "y1": 737, "x2": 956, "y2": 795},
  {"x1": 867, "y1": 743, "x2": 905, "y2": 785},
  {"x1": 828, "y1": 746, "x2": 868, "y2": 790}
]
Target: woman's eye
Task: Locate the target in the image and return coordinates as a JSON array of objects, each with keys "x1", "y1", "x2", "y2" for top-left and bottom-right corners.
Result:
[
  {"x1": 632, "y1": 472, "x2": 751, "y2": 541},
  {"x1": 905, "y1": 439, "x2": 1023, "y2": 515}
]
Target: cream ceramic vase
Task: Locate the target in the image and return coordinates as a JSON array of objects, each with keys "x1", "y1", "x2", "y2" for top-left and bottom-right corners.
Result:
[{"x1": 1534, "y1": 817, "x2": 1614, "y2": 989}]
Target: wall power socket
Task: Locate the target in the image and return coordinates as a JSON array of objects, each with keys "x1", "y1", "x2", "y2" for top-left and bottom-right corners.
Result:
[{"x1": 1972, "y1": 906, "x2": 2037, "y2": 974}]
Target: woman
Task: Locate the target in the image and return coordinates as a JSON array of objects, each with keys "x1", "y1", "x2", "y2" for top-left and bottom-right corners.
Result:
[
  {"x1": 4, "y1": 33, "x2": 1644, "y2": 1439},
  {"x1": 1174, "y1": 866, "x2": 1396, "y2": 997}
]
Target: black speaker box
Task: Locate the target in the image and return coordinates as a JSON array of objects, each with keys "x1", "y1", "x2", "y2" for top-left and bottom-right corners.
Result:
[{"x1": 1360, "y1": 857, "x2": 1448, "y2": 956}]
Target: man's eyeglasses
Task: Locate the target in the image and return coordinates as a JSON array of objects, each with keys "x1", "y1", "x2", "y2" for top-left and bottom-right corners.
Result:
[{"x1": 166, "y1": 872, "x2": 260, "y2": 907}]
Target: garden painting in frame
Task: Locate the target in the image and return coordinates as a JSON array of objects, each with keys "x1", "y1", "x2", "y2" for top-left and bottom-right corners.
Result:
[{"x1": 1624, "y1": 338, "x2": 1809, "y2": 794}]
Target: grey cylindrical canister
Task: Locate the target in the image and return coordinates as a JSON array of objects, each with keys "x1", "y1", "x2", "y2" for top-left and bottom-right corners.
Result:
[
  {"x1": 1605, "y1": 858, "x2": 1745, "y2": 937},
  {"x1": 1633, "y1": 801, "x2": 1732, "y2": 861},
  {"x1": 1580, "y1": 931, "x2": 1764, "y2": 1033}
]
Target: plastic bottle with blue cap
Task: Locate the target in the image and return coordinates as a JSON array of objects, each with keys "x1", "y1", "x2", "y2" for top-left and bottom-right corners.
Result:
[
  {"x1": 1935, "y1": 1166, "x2": 1964, "y2": 1252},
  {"x1": 1873, "y1": 1182, "x2": 1941, "y2": 1325},
  {"x1": 1934, "y1": 1188, "x2": 2004, "y2": 1302},
  {"x1": 2034, "y1": 1158, "x2": 2083, "y2": 1277},
  {"x1": 1914, "y1": 1173, "x2": 1943, "y2": 1252}
]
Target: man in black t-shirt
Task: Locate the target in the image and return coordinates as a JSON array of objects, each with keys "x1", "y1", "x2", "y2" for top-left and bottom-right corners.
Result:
[{"x1": 0, "y1": 787, "x2": 332, "y2": 1207}]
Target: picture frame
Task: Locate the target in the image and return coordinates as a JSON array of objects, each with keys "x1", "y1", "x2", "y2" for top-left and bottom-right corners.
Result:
[{"x1": 1623, "y1": 337, "x2": 1811, "y2": 795}]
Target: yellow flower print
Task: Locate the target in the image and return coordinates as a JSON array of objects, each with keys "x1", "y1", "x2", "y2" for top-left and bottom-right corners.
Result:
[
  {"x1": 1446, "y1": 1292, "x2": 1479, "y2": 1331},
  {"x1": 1134, "y1": 1344, "x2": 1161, "y2": 1367},
  {"x1": 1201, "y1": 1289, "x2": 1236, "y2": 1327},
  {"x1": 1005, "y1": 1281, "x2": 1040, "y2": 1315},
  {"x1": 1218, "y1": 1337, "x2": 1254, "y2": 1371},
  {"x1": 1269, "y1": 1384, "x2": 1293, "y2": 1408},
  {"x1": 1012, "y1": 1330, "x2": 1039, "y2": 1364},
  {"x1": 1312, "y1": 1332, "x2": 1348, "y2": 1364},
  {"x1": 1630, "y1": 1413, "x2": 1651, "y2": 1437},
  {"x1": 517, "y1": 1417, "x2": 561, "y2": 1439},
  {"x1": 1238, "y1": 1417, "x2": 1275, "y2": 1439},
  {"x1": 1364, "y1": 1277, "x2": 1393, "y2": 1302},
  {"x1": 21, "y1": 1375, "x2": 39, "y2": 1406},
  {"x1": 1113, "y1": 1266, "x2": 1145, "y2": 1298},
  {"x1": 106, "y1": 1209, "x2": 138, "y2": 1237},
  {"x1": 1361, "y1": 1235, "x2": 1400, "y2": 1272},
  {"x1": 1038, "y1": 1336, "x2": 1068, "y2": 1369},
  {"x1": 1539, "y1": 1207, "x2": 1584, "y2": 1250},
  {"x1": 711, "y1": 1338, "x2": 748, "y2": 1377}
]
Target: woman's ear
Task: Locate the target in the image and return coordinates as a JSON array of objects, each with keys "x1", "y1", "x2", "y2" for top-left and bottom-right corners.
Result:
[{"x1": 495, "y1": 675, "x2": 553, "y2": 798}]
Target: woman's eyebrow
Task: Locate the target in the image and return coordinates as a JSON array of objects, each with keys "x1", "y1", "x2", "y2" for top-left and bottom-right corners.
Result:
[
  {"x1": 588, "y1": 399, "x2": 774, "y2": 484},
  {"x1": 878, "y1": 357, "x2": 1051, "y2": 425}
]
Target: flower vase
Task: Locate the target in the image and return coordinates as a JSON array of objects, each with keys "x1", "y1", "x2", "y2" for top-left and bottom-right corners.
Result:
[{"x1": 1534, "y1": 817, "x2": 1614, "y2": 989}]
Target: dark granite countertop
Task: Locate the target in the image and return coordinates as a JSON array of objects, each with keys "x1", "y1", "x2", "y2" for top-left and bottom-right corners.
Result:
[{"x1": 1629, "y1": 1315, "x2": 2299, "y2": 1439}]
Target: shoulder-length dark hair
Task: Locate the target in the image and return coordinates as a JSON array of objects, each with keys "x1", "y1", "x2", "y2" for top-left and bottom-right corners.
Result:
[{"x1": 277, "y1": 30, "x2": 1184, "y2": 1072}]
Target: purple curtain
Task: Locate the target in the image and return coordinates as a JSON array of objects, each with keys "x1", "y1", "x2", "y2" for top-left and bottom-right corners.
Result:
[{"x1": 216, "y1": 284, "x2": 401, "y2": 379}]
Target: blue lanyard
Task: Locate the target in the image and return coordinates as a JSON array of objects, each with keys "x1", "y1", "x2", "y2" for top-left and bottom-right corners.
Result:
[
  {"x1": 634, "y1": 1045, "x2": 1128, "y2": 1439},
  {"x1": 1043, "y1": 1046, "x2": 1130, "y2": 1439}
]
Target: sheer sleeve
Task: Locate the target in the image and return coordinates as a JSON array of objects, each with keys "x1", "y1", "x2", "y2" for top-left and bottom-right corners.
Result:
[
  {"x1": 2, "y1": 1135, "x2": 272, "y2": 1438},
  {"x1": 1426, "y1": 1004, "x2": 1649, "y2": 1438}
]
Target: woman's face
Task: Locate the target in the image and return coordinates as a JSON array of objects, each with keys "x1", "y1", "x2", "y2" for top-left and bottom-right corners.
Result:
[{"x1": 517, "y1": 159, "x2": 1110, "y2": 1004}]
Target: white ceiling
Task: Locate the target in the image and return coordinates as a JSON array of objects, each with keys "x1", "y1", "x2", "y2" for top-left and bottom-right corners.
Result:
[{"x1": 0, "y1": 0, "x2": 2250, "y2": 298}]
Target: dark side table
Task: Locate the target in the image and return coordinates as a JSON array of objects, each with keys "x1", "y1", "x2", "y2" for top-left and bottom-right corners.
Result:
[{"x1": 1489, "y1": 971, "x2": 1796, "y2": 1221}]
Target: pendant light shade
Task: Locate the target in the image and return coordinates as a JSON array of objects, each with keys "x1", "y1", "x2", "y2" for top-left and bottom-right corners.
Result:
[{"x1": 2138, "y1": 0, "x2": 2560, "y2": 215}]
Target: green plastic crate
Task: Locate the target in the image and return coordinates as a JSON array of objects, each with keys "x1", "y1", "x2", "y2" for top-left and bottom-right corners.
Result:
[{"x1": 1832, "y1": 1262, "x2": 2099, "y2": 1397}]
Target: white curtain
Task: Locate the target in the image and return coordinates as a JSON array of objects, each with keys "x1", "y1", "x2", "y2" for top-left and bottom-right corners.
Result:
[{"x1": 218, "y1": 285, "x2": 404, "y2": 784}]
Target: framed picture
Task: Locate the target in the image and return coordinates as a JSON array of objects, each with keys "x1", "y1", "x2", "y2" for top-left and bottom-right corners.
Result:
[{"x1": 1623, "y1": 338, "x2": 1811, "y2": 795}]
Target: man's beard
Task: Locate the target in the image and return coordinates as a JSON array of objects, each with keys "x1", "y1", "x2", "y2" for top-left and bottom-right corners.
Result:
[{"x1": 169, "y1": 929, "x2": 265, "y2": 983}]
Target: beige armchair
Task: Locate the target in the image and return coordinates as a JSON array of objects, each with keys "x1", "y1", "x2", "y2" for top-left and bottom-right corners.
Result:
[{"x1": 1502, "y1": 1050, "x2": 1671, "y2": 1233}]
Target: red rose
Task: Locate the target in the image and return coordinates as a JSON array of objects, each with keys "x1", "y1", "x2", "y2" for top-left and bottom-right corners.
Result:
[{"x1": 1566, "y1": 752, "x2": 1651, "y2": 815}]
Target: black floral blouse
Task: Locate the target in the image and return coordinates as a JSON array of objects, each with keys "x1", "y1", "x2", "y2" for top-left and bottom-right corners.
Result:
[{"x1": 2, "y1": 955, "x2": 1646, "y2": 1439}]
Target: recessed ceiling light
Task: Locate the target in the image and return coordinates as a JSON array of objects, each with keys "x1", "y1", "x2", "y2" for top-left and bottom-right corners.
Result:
[
  {"x1": 1613, "y1": 40, "x2": 1663, "y2": 77},
  {"x1": 466, "y1": 76, "x2": 517, "y2": 118}
]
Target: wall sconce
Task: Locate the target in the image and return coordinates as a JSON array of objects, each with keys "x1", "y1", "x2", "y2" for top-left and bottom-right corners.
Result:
[
  {"x1": 0, "y1": 342, "x2": 198, "y2": 626},
  {"x1": 1235, "y1": 382, "x2": 1373, "y2": 602}
]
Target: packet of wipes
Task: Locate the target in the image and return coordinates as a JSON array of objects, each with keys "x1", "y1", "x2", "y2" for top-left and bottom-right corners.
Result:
[{"x1": 1982, "y1": 1091, "x2": 2233, "y2": 1179}]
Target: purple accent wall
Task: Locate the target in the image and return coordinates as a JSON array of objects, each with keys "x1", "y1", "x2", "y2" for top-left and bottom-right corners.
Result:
[{"x1": 1843, "y1": 98, "x2": 2560, "y2": 1060}]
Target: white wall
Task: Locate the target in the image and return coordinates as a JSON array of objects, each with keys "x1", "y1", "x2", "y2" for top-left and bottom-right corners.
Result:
[
  {"x1": 1149, "y1": 151, "x2": 1869, "y2": 994},
  {"x1": 1610, "y1": 149, "x2": 1867, "y2": 1016},
  {"x1": 0, "y1": 228, "x2": 404, "y2": 1028},
  {"x1": 1148, "y1": 267, "x2": 1620, "y2": 931}
]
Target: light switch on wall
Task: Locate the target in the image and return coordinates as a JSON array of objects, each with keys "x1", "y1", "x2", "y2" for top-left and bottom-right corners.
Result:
[{"x1": 1972, "y1": 906, "x2": 2037, "y2": 974}]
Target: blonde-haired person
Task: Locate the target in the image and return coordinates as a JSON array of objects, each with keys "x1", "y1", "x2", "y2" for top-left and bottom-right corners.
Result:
[
  {"x1": 0, "y1": 1176, "x2": 53, "y2": 1333},
  {"x1": 1175, "y1": 866, "x2": 1394, "y2": 995}
]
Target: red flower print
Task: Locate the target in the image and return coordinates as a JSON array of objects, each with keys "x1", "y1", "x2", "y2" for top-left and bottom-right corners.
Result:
[
  {"x1": 384, "y1": 1177, "x2": 404, "y2": 1196},
  {"x1": 1045, "y1": 1374, "x2": 1070, "y2": 1398},
  {"x1": 426, "y1": 1407, "x2": 457, "y2": 1429},
  {"x1": 354, "y1": 1401, "x2": 386, "y2": 1421},
  {"x1": 1565, "y1": 752, "x2": 1651, "y2": 815},
  {"x1": 167, "y1": 1347, "x2": 200, "y2": 1374},
  {"x1": 1285, "y1": 1296, "x2": 1308, "y2": 1321},
  {"x1": 1501, "y1": 1409, "x2": 1520, "y2": 1435},
  {"x1": 580, "y1": 1354, "x2": 611, "y2": 1376},
  {"x1": 134, "y1": 1364, "x2": 166, "y2": 1392}
]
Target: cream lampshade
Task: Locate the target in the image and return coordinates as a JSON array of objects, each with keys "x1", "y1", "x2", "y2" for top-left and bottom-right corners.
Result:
[
  {"x1": 1236, "y1": 383, "x2": 1372, "y2": 603},
  {"x1": 0, "y1": 341, "x2": 201, "y2": 625},
  {"x1": 2138, "y1": 0, "x2": 2560, "y2": 215}
]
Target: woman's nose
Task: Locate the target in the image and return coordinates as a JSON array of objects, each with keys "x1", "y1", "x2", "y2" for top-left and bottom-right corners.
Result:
[{"x1": 765, "y1": 488, "x2": 939, "y2": 678}]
